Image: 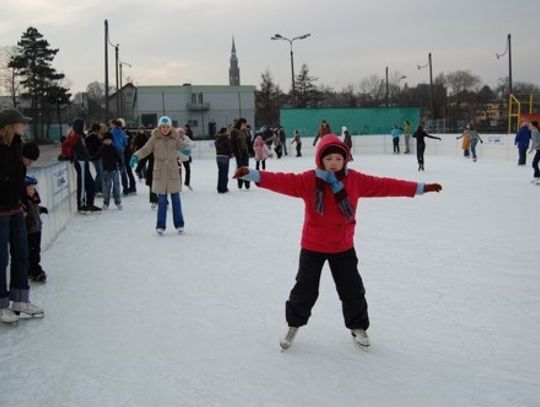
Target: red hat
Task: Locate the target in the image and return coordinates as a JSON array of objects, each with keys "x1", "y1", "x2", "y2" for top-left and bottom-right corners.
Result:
[{"x1": 315, "y1": 134, "x2": 351, "y2": 169}]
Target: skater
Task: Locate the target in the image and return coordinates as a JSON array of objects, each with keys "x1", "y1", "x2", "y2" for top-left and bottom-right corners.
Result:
[
  {"x1": 468, "y1": 124, "x2": 483, "y2": 162},
  {"x1": 233, "y1": 134, "x2": 442, "y2": 350},
  {"x1": 132, "y1": 126, "x2": 149, "y2": 181},
  {"x1": 515, "y1": 122, "x2": 531, "y2": 166},
  {"x1": 178, "y1": 127, "x2": 196, "y2": 190},
  {"x1": 342, "y1": 126, "x2": 353, "y2": 160},
  {"x1": 130, "y1": 116, "x2": 190, "y2": 234},
  {"x1": 96, "y1": 133, "x2": 123, "y2": 210},
  {"x1": 253, "y1": 135, "x2": 271, "y2": 170},
  {"x1": 412, "y1": 124, "x2": 441, "y2": 171},
  {"x1": 403, "y1": 120, "x2": 412, "y2": 154},
  {"x1": 291, "y1": 130, "x2": 302, "y2": 157},
  {"x1": 456, "y1": 124, "x2": 472, "y2": 158},
  {"x1": 22, "y1": 176, "x2": 48, "y2": 282},
  {"x1": 72, "y1": 118, "x2": 100, "y2": 212},
  {"x1": 278, "y1": 125, "x2": 288, "y2": 156},
  {"x1": 230, "y1": 118, "x2": 251, "y2": 190},
  {"x1": 0, "y1": 108, "x2": 44, "y2": 323},
  {"x1": 215, "y1": 127, "x2": 233, "y2": 193},
  {"x1": 390, "y1": 125, "x2": 401, "y2": 154},
  {"x1": 86, "y1": 123, "x2": 103, "y2": 194},
  {"x1": 312, "y1": 120, "x2": 332, "y2": 146},
  {"x1": 528, "y1": 121, "x2": 540, "y2": 185}
]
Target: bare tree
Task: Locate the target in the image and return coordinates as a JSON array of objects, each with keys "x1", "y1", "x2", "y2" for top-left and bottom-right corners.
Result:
[
  {"x1": 0, "y1": 46, "x2": 22, "y2": 107},
  {"x1": 358, "y1": 74, "x2": 384, "y2": 106}
]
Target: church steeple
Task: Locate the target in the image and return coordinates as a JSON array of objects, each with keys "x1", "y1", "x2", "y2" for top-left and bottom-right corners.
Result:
[{"x1": 229, "y1": 36, "x2": 240, "y2": 86}]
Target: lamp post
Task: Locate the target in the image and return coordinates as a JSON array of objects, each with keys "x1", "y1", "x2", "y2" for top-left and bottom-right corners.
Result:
[
  {"x1": 496, "y1": 33, "x2": 512, "y2": 96},
  {"x1": 417, "y1": 52, "x2": 434, "y2": 119},
  {"x1": 270, "y1": 33, "x2": 311, "y2": 93},
  {"x1": 119, "y1": 60, "x2": 132, "y2": 117},
  {"x1": 104, "y1": 19, "x2": 120, "y2": 120}
]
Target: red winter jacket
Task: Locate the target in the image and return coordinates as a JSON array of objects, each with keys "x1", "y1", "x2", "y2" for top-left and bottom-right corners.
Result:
[{"x1": 257, "y1": 135, "x2": 419, "y2": 253}]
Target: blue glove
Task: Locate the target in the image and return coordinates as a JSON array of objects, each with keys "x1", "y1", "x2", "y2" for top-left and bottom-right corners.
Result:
[
  {"x1": 233, "y1": 167, "x2": 260, "y2": 182},
  {"x1": 181, "y1": 147, "x2": 191, "y2": 156},
  {"x1": 129, "y1": 155, "x2": 138, "y2": 168}
]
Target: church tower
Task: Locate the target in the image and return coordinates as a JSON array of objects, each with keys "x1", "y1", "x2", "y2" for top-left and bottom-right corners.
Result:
[{"x1": 229, "y1": 37, "x2": 240, "y2": 86}]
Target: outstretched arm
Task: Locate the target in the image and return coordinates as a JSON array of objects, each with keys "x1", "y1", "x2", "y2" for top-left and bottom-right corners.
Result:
[{"x1": 233, "y1": 167, "x2": 309, "y2": 198}]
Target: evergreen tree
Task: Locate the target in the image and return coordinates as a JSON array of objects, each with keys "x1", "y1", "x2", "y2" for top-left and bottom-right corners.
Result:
[
  {"x1": 8, "y1": 27, "x2": 68, "y2": 139},
  {"x1": 255, "y1": 69, "x2": 283, "y2": 127},
  {"x1": 294, "y1": 64, "x2": 322, "y2": 108}
]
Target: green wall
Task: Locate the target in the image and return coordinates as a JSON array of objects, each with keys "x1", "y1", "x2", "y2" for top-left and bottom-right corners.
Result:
[{"x1": 280, "y1": 107, "x2": 421, "y2": 137}]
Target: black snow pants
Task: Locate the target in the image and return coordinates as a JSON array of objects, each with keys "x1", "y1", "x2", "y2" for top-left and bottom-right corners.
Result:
[{"x1": 285, "y1": 248, "x2": 369, "y2": 330}]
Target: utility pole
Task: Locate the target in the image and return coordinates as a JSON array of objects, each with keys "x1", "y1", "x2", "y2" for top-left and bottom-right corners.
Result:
[{"x1": 104, "y1": 20, "x2": 109, "y2": 122}]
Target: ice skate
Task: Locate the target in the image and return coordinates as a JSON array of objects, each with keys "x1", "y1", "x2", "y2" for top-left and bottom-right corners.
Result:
[
  {"x1": 151, "y1": 203, "x2": 157, "y2": 209},
  {"x1": 280, "y1": 326, "x2": 299, "y2": 350},
  {"x1": 156, "y1": 228, "x2": 164, "y2": 235},
  {"x1": 11, "y1": 302, "x2": 44, "y2": 318},
  {"x1": 176, "y1": 226, "x2": 184, "y2": 234},
  {"x1": 116, "y1": 203, "x2": 123, "y2": 210},
  {"x1": 351, "y1": 329, "x2": 370, "y2": 351},
  {"x1": 0, "y1": 307, "x2": 19, "y2": 324},
  {"x1": 102, "y1": 204, "x2": 109, "y2": 210}
]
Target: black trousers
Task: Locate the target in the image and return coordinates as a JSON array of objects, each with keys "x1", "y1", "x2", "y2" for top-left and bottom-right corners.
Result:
[
  {"x1": 416, "y1": 143, "x2": 426, "y2": 165},
  {"x1": 182, "y1": 160, "x2": 191, "y2": 186},
  {"x1": 285, "y1": 248, "x2": 369, "y2": 330},
  {"x1": 235, "y1": 154, "x2": 250, "y2": 189},
  {"x1": 27, "y1": 232, "x2": 43, "y2": 277}
]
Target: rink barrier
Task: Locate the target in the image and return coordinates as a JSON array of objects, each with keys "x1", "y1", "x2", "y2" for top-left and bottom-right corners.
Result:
[
  {"x1": 27, "y1": 161, "x2": 77, "y2": 250},
  {"x1": 189, "y1": 133, "x2": 517, "y2": 161}
]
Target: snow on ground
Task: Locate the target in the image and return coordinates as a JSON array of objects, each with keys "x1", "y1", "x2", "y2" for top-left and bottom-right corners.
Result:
[{"x1": 1, "y1": 152, "x2": 539, "y2": 407}]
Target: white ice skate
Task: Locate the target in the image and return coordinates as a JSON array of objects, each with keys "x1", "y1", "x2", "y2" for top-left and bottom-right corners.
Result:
[
  {"x1": 156, "y1": 228, "x2": 164, "y2": 235},
  {"x1": 176, "y1": 226, "x2": 184, "y2": 234},
  {"x1": 11, "y1": 302, "x2": 44, "y2": 318},
  {"x1": 351, "y1": 329, "x2": 370, "y2": 351},
  {"x1": 280, "y1": 326, "x2": 299, "y2": 350},
  {"x1": 116, "y1": 204, "x2": 123, "y2": 210},
  {"x1": 0, "y1": 307, "x2": 19, "y2": 324},
  {"x1": 151, "y1": 203, "x2": 157, "y2": 209}
]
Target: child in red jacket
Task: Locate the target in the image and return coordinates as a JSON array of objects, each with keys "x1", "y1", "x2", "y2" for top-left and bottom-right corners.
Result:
[{"x1": 234, "y1": 135, "x2": 442, "y2": 350}]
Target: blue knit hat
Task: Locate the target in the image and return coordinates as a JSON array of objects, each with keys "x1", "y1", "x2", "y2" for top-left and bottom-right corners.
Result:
[
  {"x1": 24, "y1": 176, "x2": 38, "y2": 186},
  {"x1": 158, "y1": 116, "x2": 172, "y2": 127}
]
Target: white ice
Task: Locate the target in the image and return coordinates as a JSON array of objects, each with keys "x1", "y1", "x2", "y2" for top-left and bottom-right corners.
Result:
[{"x1": 1, "y1": 153, "x2": 539, "y2": 407}]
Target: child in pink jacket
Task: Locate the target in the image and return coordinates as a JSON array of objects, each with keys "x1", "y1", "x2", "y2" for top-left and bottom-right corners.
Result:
[
  {"x1": 234, "y1": 135, "x2": 442, "y2": 350},
  {"x1": 253, "y1": 135, "x2": 271, "y2": 170}
]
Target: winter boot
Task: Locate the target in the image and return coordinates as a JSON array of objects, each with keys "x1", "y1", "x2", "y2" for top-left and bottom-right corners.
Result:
[
  {"x1": 280, "y1": 326, "x2": 300, "y2": 350},
  {"x1": 11, "y1": 301, "x2": 44, "y2": 317},
  {"x1": 0, "y1": 307, "x2": 19, "y2": 324}
]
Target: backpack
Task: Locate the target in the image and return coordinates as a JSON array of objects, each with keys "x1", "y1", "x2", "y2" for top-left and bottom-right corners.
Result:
[{"x1": 61, "y1": 131, "x2": 78, "y2": 160}]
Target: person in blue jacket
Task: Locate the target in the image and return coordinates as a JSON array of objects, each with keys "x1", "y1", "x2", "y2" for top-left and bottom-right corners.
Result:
[{"x1": 515, "y1": 122, "x2": 531, "y2": 166}]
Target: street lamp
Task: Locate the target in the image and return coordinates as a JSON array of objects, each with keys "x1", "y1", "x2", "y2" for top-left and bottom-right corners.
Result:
[
  {"x1": 119, "y1": 60, "x2": 132, "y2": 117},
  {"x1": 270, "y1": 33, "x2": 311, "y2": 93},
  {"x1": 496, "y1": 33, "x2": 512, "y2": 96},
  {"x1": 417, "y1": 52, "x2": 435, "y2": 119}
]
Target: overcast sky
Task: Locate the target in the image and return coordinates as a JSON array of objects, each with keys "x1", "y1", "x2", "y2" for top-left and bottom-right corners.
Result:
[{"x1": 2, "y1": 0, "x2": 539, "y2": 94}]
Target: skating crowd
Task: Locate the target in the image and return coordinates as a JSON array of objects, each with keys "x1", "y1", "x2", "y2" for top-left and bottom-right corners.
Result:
[{"x1": 1, "y1": 108, "x2": 538, "y2": 350}]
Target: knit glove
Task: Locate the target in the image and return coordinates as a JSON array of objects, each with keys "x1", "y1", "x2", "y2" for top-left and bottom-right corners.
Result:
[
  {"x1": 424, "y1": 183, "x2": 442, "y2": 193},
  {"x1": 233, "y1": 167, "x2": 260, "y2": 182},
  {"x1": 129, "y1": 155, "x2": 138, "y2": 168},
  {"x1": 39, "y1": 206, "x2": 48, "y2": 214},
  {"x1": 181, "y1": 147, "x2": 191, "y2": 156}
]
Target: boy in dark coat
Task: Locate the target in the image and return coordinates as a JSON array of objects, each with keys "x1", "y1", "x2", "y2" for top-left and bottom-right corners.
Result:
[{"x1": 22, "y1": 176, "x2": 48, "y2": 282}]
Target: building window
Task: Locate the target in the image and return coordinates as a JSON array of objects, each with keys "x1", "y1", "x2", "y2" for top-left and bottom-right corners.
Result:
[
  {"x1": 191, "y1": 93, "x2": 197, "y2": 103},
  {"x1": 141, "y1": 113, "x2": 157, "y2": 128}
]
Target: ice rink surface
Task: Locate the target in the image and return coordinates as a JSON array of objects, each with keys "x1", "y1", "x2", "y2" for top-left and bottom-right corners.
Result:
[{"x1": 1, "y1": 153, "x2": 539, "y2": 407}]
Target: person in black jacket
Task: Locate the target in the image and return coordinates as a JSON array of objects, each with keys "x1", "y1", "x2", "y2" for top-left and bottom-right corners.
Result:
[
  {"x1": 215, "y1": 127, "x2": 233, "y2": 193},
  {"x1": 72, "y1": 118, "x2": 100, "y2": 212},
  {"x1": 22, "y1": 176, "x2": 48, "y2": 282},
  {"x1": 412, "y1": 124, "x2": 441, "y2": 171},
  {"x1": 0, "y1": 108, "x2": 44, "y2": 323},
  {"x1": 230, "y1": 118, "x2": 251, "y2": 190},
  {"x1": 96, "y1": 134, "x2": 123, "y2": 210},
  {"x1": 86, "y1": 123, "x2": 103, "y2": 194}
]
